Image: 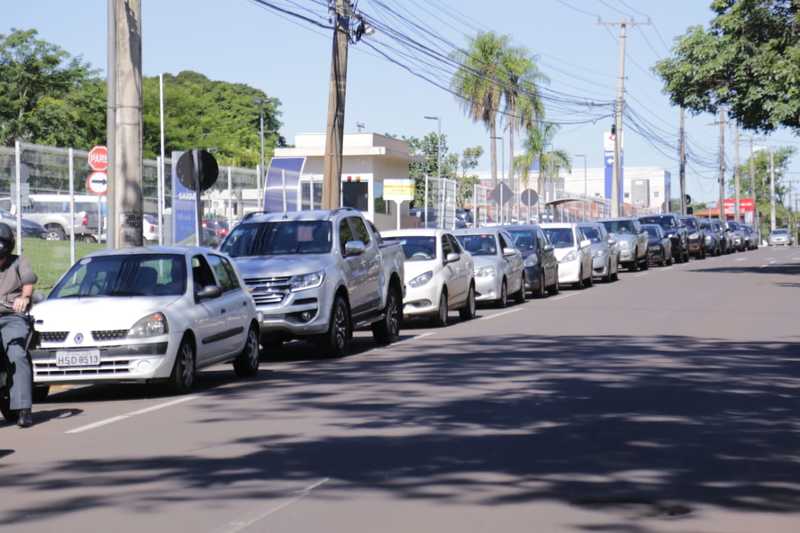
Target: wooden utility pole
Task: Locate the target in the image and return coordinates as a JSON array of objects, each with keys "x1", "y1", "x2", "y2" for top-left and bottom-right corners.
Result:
[
  {"x1": 679, "y1": 108, "x2": 686, "y2": 215},
  {"x1": 108, "y1": 0, "x2": 144, "y2": 247},
  {"x1": 322, "y1": 0, "x2": 350, "y2": 210},
  {"x1": 718, "y1": 108, "x2": 726, "y2": 222},
  {"x1": 734, "y1": 123, "x2": 741, "y2": 222}
]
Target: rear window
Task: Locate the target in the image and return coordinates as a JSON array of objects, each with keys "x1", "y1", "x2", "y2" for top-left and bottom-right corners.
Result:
[
  {"x1": 508, "y1": 230, "x2": 538, "y2": 252},
  {"x1": 542, "y1": 228, "x2": 575, "y2": 248},
  {"x1": 456, "y1": 234, "x2": 497, "y2": 256}
]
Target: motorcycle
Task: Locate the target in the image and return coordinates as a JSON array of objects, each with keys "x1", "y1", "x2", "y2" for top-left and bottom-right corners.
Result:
[{"x1": 0, "y1": 314, "x2": 37, "y2": 423}]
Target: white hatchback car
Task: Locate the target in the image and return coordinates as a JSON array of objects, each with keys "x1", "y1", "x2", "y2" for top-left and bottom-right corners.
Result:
[
  {"x1": 30, "y1": 247, "x2": 260, "y2": 397},
  {"x1": 382, "y1": 229, "x2": 476, "y2": 326},
  {"x1": 541, "y1": 223, "x2": 594, "y2": 289}
]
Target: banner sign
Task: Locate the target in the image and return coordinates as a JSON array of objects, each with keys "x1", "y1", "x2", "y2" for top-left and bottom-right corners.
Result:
[
  {"x1": 383, "y1": 178, "x2": 415, "y2": 203},
  {"x1": 171, "y1": 150, "x2": 197, "y2": 245},
  {"x1": 264, "y1": 157, "x2": 305, "y2": 212},
  {"x1": 723, "y1": 198, "x2": 756, "y2": 213}
]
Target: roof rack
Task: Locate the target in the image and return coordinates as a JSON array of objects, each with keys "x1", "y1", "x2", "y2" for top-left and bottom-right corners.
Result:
[
  {"x1": 332, "y1": 207, "x2": 358, "y2": 215},
  {"x1": 242, "y1": 211, "x2": 265, "y2": 221}
]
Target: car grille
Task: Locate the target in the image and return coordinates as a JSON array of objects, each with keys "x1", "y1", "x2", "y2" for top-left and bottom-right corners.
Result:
[
  {"x1": 245, "y1": 276, "x2": 292, "y2": 305},
  {"x1": 34, "y1": 359, "x2": 132, "y2": 376},
  {"x1": 40, "y1": 331, "x2": 69, "y2": 343},
  {"x1": 92, "y1": 329, "x2": 129, "y2": 341}
]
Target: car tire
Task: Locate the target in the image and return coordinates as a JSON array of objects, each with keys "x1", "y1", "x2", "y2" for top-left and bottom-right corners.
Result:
[
  {"x1": 549, "y1": 272, "x2": 560, "y2": 295},
  {"x1": 514, "y1": 275, "x2": 527, "y2": 303},
  {"x1": 0, "y1": 385, "x2": 14, "y2": 423},
  {"x1": 168, "y1": 337, "x2": 196, "y2": 394},
  {"x1": 496, "y1": 279, "x2": 508, "y2": 308},
  {"x1": 233, "y1": 325, "x2": 260, "y2": 378},
  {"x1": 610, "y1": 264, "x2": 619, "y2": 282},
  {"x1": 574, "y1": 268, "x2": 585, "y2": 290},
  {"x1": 319, "y1": 295, "x2": 352, "y2": 358},
  {"x1": 602, "y1": 259, "x2": 612, "y2": 282},
  {"x1": 586, "y1": 267, "x2": 594, "y2": 287},
  {"x1": 629, "y1": 258, "x2": 639, "y2": 272},
  {"x1": 534, "y1": 271, "x2": 547, "y2": 297},
  {"x1": 433, "y1": 290, "x2": 449, "y2": 327},
  {"x1": 372, "y1": 286, "x2": 402, "y2": 344},
  {"x1": 32, "y1": 385, "x2": 50, "y2": 403},
  {"x1": 459, "y1": 283, "x2": 477, "y2": 321},
  {"x1": 640, "y1": 257, "x2": 649, "y2": 271},
  {"x1": 44, "y1": 225, "x2": 66, "y2": 241}
]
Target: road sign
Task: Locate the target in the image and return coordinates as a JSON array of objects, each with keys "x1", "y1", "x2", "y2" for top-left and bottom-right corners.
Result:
[
  {"x1": 86, "y1": 171, "x2": 108, "y2": 195},
  {"x1": 383, "y1": 178, "x2": 415, "y2": 203},
  {"x1": 489, "y1": 182, "x2": 513, "y2": 205},
  {"x1": 520, "y1": 189, "x2": 539, "y2": 207},
  {"x1": 176, "y1": 150, "x2": 219, "y2": 192},
  {"x1": 685, "y1": 194, "x2": 692, "y2": 206},
  {"x1": 88, "y1": 146, "x2": 108, "y2": 172}
]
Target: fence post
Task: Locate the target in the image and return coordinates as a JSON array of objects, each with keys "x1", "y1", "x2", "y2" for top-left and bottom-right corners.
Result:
[
  {"x1": 14, "y1": 140, "x2": 22, "y2": 254},
  {"x1": 227, "y1": 166, "x2": 233, "y2": 224},
  {"x1": 156, "y1": 156, "x2": 164, "y2": 245},
  {"x1": 424, "y1": 176, "x2": 429, "y2": 228},
  {"x1": 68, "y1": 148, "x2": 76, "y2": 265}
]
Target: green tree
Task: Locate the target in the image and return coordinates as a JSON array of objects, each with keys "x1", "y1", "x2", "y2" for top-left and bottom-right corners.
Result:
[
  {"x1": 735, "y1": 145, "x2": 796, "y2": 234},
  {"x1": 655, "y1": 0, "x2": 800, "y2": 132},
  {"x1": 514, "y1": 123, "x2": 571, "y2": 218},
  {"x1": 457, "y1": 145, "x2": 484, "y2": 207}
]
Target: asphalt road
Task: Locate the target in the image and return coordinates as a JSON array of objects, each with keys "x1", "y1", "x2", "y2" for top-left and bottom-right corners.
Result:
[{"x1": 2, "y1": 245, "x2": 799, "y2": 532}]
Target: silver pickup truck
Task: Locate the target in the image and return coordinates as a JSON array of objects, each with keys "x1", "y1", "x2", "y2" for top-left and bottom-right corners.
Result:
[{"x1": 221, "y1": 208, "x2": 405, "y2": 357}]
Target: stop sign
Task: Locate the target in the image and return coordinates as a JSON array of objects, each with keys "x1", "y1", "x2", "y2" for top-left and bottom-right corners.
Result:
[{"x1": 88, "y1": 146, "x2": 108, "y2": 172}]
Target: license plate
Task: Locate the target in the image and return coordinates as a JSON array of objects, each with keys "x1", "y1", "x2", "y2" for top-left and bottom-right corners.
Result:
[{"x1": 56, "y1": 350, "x2": 101, "y2": 367}]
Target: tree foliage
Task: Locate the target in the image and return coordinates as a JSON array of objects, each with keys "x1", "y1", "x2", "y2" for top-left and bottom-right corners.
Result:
[
  {"x1": 656, "y1": 0, "x2": 800, "y2": 132},
  {"x1": 735, "y1": 145, "x2": 796, "y2": 233}
]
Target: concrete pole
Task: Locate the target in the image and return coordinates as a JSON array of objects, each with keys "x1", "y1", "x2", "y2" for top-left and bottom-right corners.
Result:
[
  {"x1": 106, "y1": 0, "x2": 116, "y2": 248},
  {"x1": 718, "y1": 108, "x2": 726, "y2": 223},
  {"x1": 68, "y1": 148, "x2": 75, "y2": 264},
  {"x1": 322, "y1": 0, "x2": 349, "y2": 210},
  {"x1": 259, "y1": 106, "x2": 265, "y2": 207},
  {"x1": 770, "y1": 148, "x2": 776, "y2": 231},
  {"x1": 158, "y1": 73, "x2": 166, "y2": 245},
  {"x1": 749, "y1": 138, "x2": 757, "y2": 234},
  {"x1": 424, "y1": 176, "x2": 429, "y2": 228},
  {"x1": 679, "y1": 108, "x2": 686, "y2": 215},
  {"x1": 734, "y1": 124, "x2": 741, "y2": 223},
  {"x1": 109, "y1": 0, "x2": 143, "y2": 248},
  {"x1": 612, "y1": 22, "x2": 627, "y2": 218}
]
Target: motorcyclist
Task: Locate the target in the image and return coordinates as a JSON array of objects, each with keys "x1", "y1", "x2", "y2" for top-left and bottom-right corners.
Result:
[{"x1": 0, "y1": 222, "x2": 37, "y2": 428}]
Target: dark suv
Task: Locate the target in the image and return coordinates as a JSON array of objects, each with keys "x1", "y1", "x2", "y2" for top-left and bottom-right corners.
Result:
[
  {"x1": 639, "y1": 214, "x2": 690, "y2": 263},
  {"x1": 679, "y1": 215, "x2": 706, "y2": 259}
]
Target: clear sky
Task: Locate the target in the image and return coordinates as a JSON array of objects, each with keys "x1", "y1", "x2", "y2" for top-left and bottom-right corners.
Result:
[{"x1": 7, "y1": 0, "x2": 800, "y2": 204}]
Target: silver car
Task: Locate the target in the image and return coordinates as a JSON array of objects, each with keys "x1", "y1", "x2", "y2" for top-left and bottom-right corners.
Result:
[
  {"x1": 578, "y1": 222, "x2": 620, "y2": 282},
  {"x1": 542, "y1": 223, "x2": 594, "y2": 289},
  {"x1": 455, "y1": 228, "x2": 525, "y2": 307},
  {"x1": 768, "y1": 228, "x2": 793, "y2": 246},
  {"x1": 600, "y1": 218, "x2": 649, "y2": 271}
]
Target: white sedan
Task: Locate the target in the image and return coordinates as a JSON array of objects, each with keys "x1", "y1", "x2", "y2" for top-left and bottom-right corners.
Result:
[
  {"x1": 30, "y1": 247, "x2": 261, "y2": 398},
  {"x1": 382, "y1": 229, "x2": 476, "y2": 326}
]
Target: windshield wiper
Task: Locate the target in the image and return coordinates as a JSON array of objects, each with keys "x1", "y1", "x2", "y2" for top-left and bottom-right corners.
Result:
[{"x1": 107, "y1": 290, "x2": 144, "y2": 297}]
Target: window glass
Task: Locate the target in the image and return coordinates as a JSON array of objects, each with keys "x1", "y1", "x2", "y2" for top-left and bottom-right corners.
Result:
[
  {"x1": 446, "y1": 234, "x2": 462, "y2": 254},
  {"x1": 220, "y1": 257, "x2": 241, "y2": 289},
  {"x1": 581, "y1": 226, "x2": 602, "y2": 243},
  {"x1": 456, "y1": 234, "x2": 497, "y2": 256},
  {"x1": 442, "y1": 234, "x2": 454, "y2": 257},
  {"x1": 339, "y1": 218, "x2": 355, "y2": 255},
  {"x1": 192, "y1": 255, "x2": 217, "y2": 290},
  {"x1": 349, "y1": 216, "x2": 371, "y2": 245},
  {"x1": 389, "y1": 236, "x2": 436, "y2": 261},
  {"x1": 208, "y1": 255, "x2": 237, "y2": 291},
  {"x1": 542, "y1": 228, "x2": 575, "y2": 248},
  {"x1": 221, "y1": 221, "x2": 332, "y2": 257},
  {"x1": 508, "y1": 230, "x2": 537, "y2": 252}
]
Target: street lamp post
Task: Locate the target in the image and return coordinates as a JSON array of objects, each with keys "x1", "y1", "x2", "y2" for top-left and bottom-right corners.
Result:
[
  {"x1": 491, "y1": 135, "x2": 505, "y2": 224},
  {"x1": 424, "y1": 116, "x2": 442, "y2": 228},
  {"x1": 254, "y1": 98, "x2": 267, "y2": 210},
  {"x1": 574, "y1": 154, "x2": 588, "y2": 220}
]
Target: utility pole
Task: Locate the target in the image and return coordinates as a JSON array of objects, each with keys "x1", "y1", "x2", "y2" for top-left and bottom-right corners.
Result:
[
  {"x1": 770, "y1": 148, "x2": 776, "y2": 231},
  {"x1": 106, "y1": 0, "x2": 116, "y2": 248},
  {"x1": 598, "y1": 18, "x2": 650, "y2": 218},
  {"x1": 108, "y1": 0, "x2": 144, "y2": 248},
  {"x1": 679, "y1": 107, "x2": 686, "y2": 215},
  {"x1": 718, "y1": 108, "x2": 726, "y2": 223},
  {"x1": 749, "y1": 137, "x2": 758, "y2": 232},
  {"x1": 733, "y1": 123, "x2": 741, "y2": 222},
  {"x1": 322, "y1": 0, "x2": 350, "y2": 210}
]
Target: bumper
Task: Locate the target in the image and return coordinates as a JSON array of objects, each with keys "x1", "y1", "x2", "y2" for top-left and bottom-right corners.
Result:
[
  {"x1": 475, "y1": 275, "x2": 501, "y2": 302},
  {"x1": 647, "y1": 246, "x2": 665, "y2": 260},
  {"x1": 558, "y1": 258, "x2": 581, "y2": 284},
  {"x1": 257, "y1": 286, "x2": 333, "y2": 338},
  {"x1": 403, "y1": 280, "x2": 443, "y2": 317},
  {"x1": 523, "y1": 266, "x2": 544, "y2": 290},
  {"x1": 592, "y1": 255, "x2": 609, "y2": 276},
  {"x1": 688, "y1": 240, "x2": 702, "y2": 253}
]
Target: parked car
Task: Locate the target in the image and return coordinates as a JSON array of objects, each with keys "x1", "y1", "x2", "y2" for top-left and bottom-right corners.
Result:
[
  {"x1": 455, "y1": 228, "x2": 526, "y2": 307},
  {"x1": 740, "y1": 224, "x2": 759, "y2": 250},
  {"x1": 541, "y1": 223, "x2": 594, "y2": 289},
  {"x1": 504, "y1": 224, "x2": 560, "y2": 296},
  {"x1": 18, "y1": 193, "x2": 101, "y2": 241},
  {"x1": 707, "y1": 219, "x2": 734, "y2": 254},
  {"x1": 699, "y1": 219, "x2": 722, "y2": 256},
  {"x1": 599, "y1": 218, "x2": 648, "y2": 271},
  {"x1": 382, "y1": 229, "x2": 475, "y2": 326},
  {"x1": 0, "y1": 209, "x2": 47, "y2": 238},
  {"x1": 221, "y1": 208, "x2": 405, "y2": 357},
  {"x1": 768, "y1": 228, "x2": 793, "y2": 246},
  {"x1": 679, "y1": 215, "x2": 706, "y2": 259},
  {"x1": 642, "y1": 224, "x2": 672, "y2": 266},
  {"x1": 204, "y1": 219, "x2": 230, "y2": 239},
  {"x1": 639, "y1": 214, "x2": 689, "y2": 263},
  {"x1": 726, "y1": 221, "x2": 748, "y2": 251},
  {"x1": 578, "y1": 222, "x2": 619, "y2": 282},
  {"x1": 30, "y1": 247, "x2": 260, "y2": 396}
]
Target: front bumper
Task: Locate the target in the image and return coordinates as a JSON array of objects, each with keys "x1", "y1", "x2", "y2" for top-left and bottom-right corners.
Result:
[
  {"x1": 647, "y1": 245, "x2": 665, "y2": 261},
  {"x1": 475, "y1": 274, "x2": 501, "y2": 302},
  {"x1": 687, "y1": 240, "x2": 702, "y2": 253},
  {"x1": 403, "y1": 280, "x2": 443, "y2": 317},
  {"x1": 592, "y1": 255, "x2": 609, "y2": 276},
  {"x1": 523, "y1": 265, "x2": 544, "y2": 290},
  {"x1": 256, "y1": 285, "x2": 333, "y2": 338},
  {"x1": 558, "y1": 258, "x2": 581, "y2": 284}
]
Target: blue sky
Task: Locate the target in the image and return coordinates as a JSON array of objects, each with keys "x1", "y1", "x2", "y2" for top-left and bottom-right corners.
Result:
[{"x1": 7, "y1": 0, "x2": 800, "y2": 203}]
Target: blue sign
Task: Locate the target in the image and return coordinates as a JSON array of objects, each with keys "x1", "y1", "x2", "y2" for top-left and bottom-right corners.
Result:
[
  {"x1": 264, "y1": 157, "x2": 305, "y2": 212},
  {"x1": 171, "y1": 151, "x2": 197, "y2": 245},
  {"x1": 603, "y1": 150, "x2": 624, "y2": 205}
]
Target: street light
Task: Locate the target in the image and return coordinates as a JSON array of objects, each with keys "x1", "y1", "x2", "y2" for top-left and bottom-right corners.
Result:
[
  {"x1": 424, "y1": 116, "x2": 442, "y2": 228},
  {"x1": 254, "y1": 97, "x2": 267, "y2": 208},
  {"x1": 490, "y1": 135, "x2": 505, "y2": 224},
  {"x1": 574, "y1": 154, "x2": 588, "y2": 220}
]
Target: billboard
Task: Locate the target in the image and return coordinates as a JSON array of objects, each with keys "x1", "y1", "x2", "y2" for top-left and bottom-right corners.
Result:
[
  {"x1": 264, "y1": 157, "x2": 305, "y2": 212},
  {"x1": 171, "y1": 150, "x2": 197, "y2": 245}
]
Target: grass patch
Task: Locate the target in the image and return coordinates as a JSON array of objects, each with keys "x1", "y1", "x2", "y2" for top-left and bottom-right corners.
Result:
[{"x1": 22, "y1": 238, "x2": 104, "y2": 292}]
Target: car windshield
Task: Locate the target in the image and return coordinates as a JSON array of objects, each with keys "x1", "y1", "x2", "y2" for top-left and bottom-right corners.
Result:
[
  {"x1": 773, "y1": 229, "x2": 788, "y2": 235},
  {"x1": 390, "y1": 236, "x2": 437, "y2": 261},
  {"x1": 221, "y1": 221, "x2": 332, "y2": 257},
  {"x1": 640, "y1": 216, "x2": 675, "y2": 229},
  {"x1": 508, "y1": 230, "x2": 537, "y2": 252},
  {"x1": 727, "y1": 222, "x2": 741, "y2": 230},
  {"x1": 50, "y1": 254, "x2": 187, "y2": 299},
  {"x1": 543, "y1": 228, "x2": 575, "y2": 248},
  {"x1": 644, "y1": 226, "x2": 660, "y2": 238},
  {"x1": 456, "y1": 234, "x2": 497, "y2": 256},
  {"x1": 581, "y1": 226, "x2": 602, "y2": 243},
  {"x1": 601, "y1": 220, "x2": 635, "y2": 234},
  {"x1": 682, "y1": 218, "x2": 698, "y2": 230}
]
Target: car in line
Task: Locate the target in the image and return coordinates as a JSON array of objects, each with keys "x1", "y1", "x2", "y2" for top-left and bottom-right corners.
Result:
[
  {"x1": 642, "y1": 223, "x2": 672, "y2": 266},
  {"x1": 726, "y1": 221, "x2": 748, "y2": 251},
  {"x1": 599, "y1": 218, "x2": 648, "y2": 271},
  {"x1": 698, "y1": 218, "x2": 722, "y2": 256},
  {"x1": 768, "y1": 228, "x2": 794, "y2": 246},
  {"x1": 541, "y1": 223, "x2": 594, "y2": 289},
  {"x1": 221, "y1": 208, "x2": 405, "y2": 357},
  {"x1": 30, "y1": 247, "x2": 261, "y2": 397},
  {"x1": 578, "y1": 222, "x2": 619, "y2": 282},
  {"x1": 679, "y1": 215, "x2": 706, "y2": 259},
  {"x1": 504, "y1": 224, "x2": 560, "y2": 296},
  {"x1": 0, "y1": 209, "x2": 47, "y2": 239},
  {"x1": 740, "y1": 224, "x2": 759, "y2": 249},
  {"x1": 382, "y1": 229, "x2": 476, "y2": 326},
  {"x1": 455, "y1": 228, "x2": 526, "y2": 307},
  {"x1": 639, "y1": 214, "x2": 689, "y2": 263}
]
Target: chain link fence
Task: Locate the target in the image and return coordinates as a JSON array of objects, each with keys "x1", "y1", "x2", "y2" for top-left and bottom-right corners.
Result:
[{"x1": 423, "y1": 176, "x2": 458, "y2": 229}]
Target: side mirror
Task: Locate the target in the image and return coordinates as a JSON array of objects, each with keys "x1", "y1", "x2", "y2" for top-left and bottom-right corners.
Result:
[
  {"x1": 608, "y1": 238, "x2": 617, "y2": 246},
  {"x1": 445, "y1": 252, "x2": 460, "y2": 264},
  {"x1": 196, "y1": 285, "x2": 223, "y2": 302},
  {"x1": 503, "y1": 247, "x2": 517, "y2": 257},
  {"x1": 580, "y1": 239, "x2": 591, "y2": 248},
  {"x1": 344, "y1": 240, "x2": 366, "y2": 257},
  {"x1": 544, "y1": 244, "x2": 554, "y2": 253}
]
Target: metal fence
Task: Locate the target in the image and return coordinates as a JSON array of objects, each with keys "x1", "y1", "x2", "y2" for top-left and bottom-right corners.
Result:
[{"x1": 422, "y1": 176, "x2": 458, "y2": 229}]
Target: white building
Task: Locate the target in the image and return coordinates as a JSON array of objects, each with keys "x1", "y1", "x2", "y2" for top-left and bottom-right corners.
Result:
[{"x1": 561, "y1": 166, "x2": 671, "y2": 213}]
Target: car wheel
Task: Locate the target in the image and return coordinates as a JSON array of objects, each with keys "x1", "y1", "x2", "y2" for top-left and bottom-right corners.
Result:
[
  {"x1": 585, "y1": 267, "x2": 594, "y2": 287},
  {"x1": 514, "y1": 274, "x2": 527, "y2": 303},
  {"x1": 234, "y1": 325, "x2": 260, "y2": 378},
  {"x1": 433, "y1": 290, "x2": 449, "y2": 327},
  {"x1": 0, "y1": 384, "x2": 14, "y2": 423},
  {"x1": 610, "y1": 264, "x2": 619, "y2": 282},
  {"x1": 459, "y1": 283, "x2": 477, "y2": 321},
  {"x1": 44, "y1": 225, "x2": 66, "y2": 241},
  {"x1": 496, "y1": 279, "x2": 508, "y2": 308},
  {"x1": 574, "y1": 268, "x2": 585, "y2": 290},
  {"x1": 549, "y1": 271, "x2": 560, "y2": 295},
  {"x1": 629, "y1": 258, "x2": 639, "y2": 272},
  {"x1": 534, "y1": 271, "x2": 547, "y2": 297},
  {"x1": 32, "y1": 385, "x2": 50, "y2": 403},
  {"x1": 168, "y1": 337, "x2": 196, "y2": 394},
  {"x1": 319, "y1": 295, "x2": 351, "y2": 358},
  {"x1": 640, "y1": 256, "x2": 649, "y2": 271},
  {"x1": 602, "y1": 260, "x2": 612, "y2": 283},
  {"x1": 372, "y1": 286, "x2": 402, "y2": 343}
]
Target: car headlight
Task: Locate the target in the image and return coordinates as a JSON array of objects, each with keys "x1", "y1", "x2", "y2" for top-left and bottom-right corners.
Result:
[
  {"x1": 524, "y1": 253, "x2": 539, "y2": 267},
  {"x1": 562, "y1": 250, "x2": 578, "y2": 262},
  {"x1": 290, "y1": 271, "x2": 325, "y2": 292},
  {"x1": 689, "y1": 232, "x2": 699, "y2": 239},
  {"x1": 666, "y1": 232, "x2": 676, "y2": 238},
  {"x1": 618, "y1": 240, "x2": 630, "y2": 249},
  {"x1": 128, "y1": 312, "x2": 168, "y2": 338},
  {"x1": 593, "y1": 249, "x2": 607, "y2": 258},
  {"x1": 476, "y1": 265, "x2": 496, "y2": 278},
  {"x1": 409, "y1": 271, "x2": 433, "y2": 288}
]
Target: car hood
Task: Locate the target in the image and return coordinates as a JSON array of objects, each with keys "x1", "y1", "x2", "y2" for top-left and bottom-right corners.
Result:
[
  {"x1": 403, "y1": 259, "x2": 439, "y2": 282},
  {"x1": 647, "y1": 237, "x2": 662, "y2": 245},
  {"x1": 32, "y1": 295, "x2": 182, "y2": 332},
  {"x1": 553, "y1": 246, "x2": 578, "y2": 262},
  {"x1": 470, "y1": 255, "x2": 502, "y2": 270},
  {"x1": 613, "y1": 233, "x2": 637, "y2": 244},
  {"x1": 233, "y1": 254, "x2": 333, "y2": 279}
]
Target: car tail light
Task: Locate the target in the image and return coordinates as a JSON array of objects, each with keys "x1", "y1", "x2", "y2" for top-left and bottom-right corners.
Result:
[{"x1": 82, "y1": 213, "x2": 89, "y2": 226}]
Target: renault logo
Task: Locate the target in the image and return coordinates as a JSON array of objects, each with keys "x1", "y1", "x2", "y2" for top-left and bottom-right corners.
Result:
[{"x1": 74, "y1": 333, "x2": 84, "y2": 345}]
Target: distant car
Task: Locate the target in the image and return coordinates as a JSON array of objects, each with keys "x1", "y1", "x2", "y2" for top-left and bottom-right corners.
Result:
[
  {"x1": 0, "y1": 209, "x2": 46, "y2": 239},
  {"x1": 455, "y1": 228, "x2": 525, "y2": 307},
  {"x1": 699, "y1": 219, "x2": 722, "y2": 256},
  {"x1": 455, "y1": 208, "x2": 474, "y2": 229},
  {"x1": 382, "y1": 229, "x2": 476, "y2": 326},
  {"x1": 504, "y1": 224, "x2": 560, "y2": 296},
  {"x1": 679, "y1": 215, "x2": 706, "y2": 259},
  {"x1": 578, "y1": 222, "x2": 620, "y2": 282},
  {"x1": 600, "y1": 218, "x2": 648, "y2": 271},
  {"x1": 768, "y1": 228, "x2": 793, "y2": 246},
  {"x1": 19, "y1": 193, "x2": 100, "y2": 241},
  {"x1": 740, "y1": 224, "x2": 759, "y2": 250},
  {"x1": 726, "y1": 221, "x2": 748, "y2": 251},
  {"x1": 203, "y1": 219, "x2": 230, "y2": 239},
  {"x1": 409, "y1": 208, "x2": 438, "y2": 228},
  {"x1": 30, "y1": 247, "x2": 261, "y2": 396},
  {"x1": 541, "y1": 223, "x2": 594, "y2": 289},
  {"x1": 642, "y1": 224, "x2": 672, "y2": 266},
  {"x1": 639, "y1": 214, "x2": 689, "y2": 263}
]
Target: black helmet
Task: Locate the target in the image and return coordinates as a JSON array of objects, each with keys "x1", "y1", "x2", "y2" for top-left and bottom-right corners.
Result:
[{"x1": 0, "y1": 222, "x2": 15, "y2": 259}]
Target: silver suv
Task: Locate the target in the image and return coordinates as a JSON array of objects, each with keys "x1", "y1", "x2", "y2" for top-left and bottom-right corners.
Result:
[{"x1": 221, "y1": 208, "x2": 405, "y2": 357}]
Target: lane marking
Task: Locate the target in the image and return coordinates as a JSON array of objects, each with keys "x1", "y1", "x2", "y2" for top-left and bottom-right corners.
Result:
[
  {"x1": 549, "y1": 292, "x2": 582, "y2": 302},
  {"x1": 396, "y1": 331, "x2": 436, "y2": 345},
  {"x1": 735, "y1": 257, "x2": 747, "y2": 262},
  {"x1": 65, "y1": 396, "x2": 198, "y2": 435},
  {"x1": 223, "y1": 478, "x2": 330, "y2": 533},
  {"x1": 479, "y1": 308, "x2": 522, "y2": 321}
]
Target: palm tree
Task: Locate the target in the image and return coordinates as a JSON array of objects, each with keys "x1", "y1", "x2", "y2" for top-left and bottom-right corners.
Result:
[
  {"x1": 451, "y1": 32, "x2": 509, "y2": 186},
  {"x1": 514, "y1": 123, "x2": 571, "y2": 221}
]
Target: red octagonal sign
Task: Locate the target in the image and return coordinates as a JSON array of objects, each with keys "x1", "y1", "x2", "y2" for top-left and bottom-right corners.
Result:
[{"x1": 88, "y1": 145, "x2": 108, "y2": 172}]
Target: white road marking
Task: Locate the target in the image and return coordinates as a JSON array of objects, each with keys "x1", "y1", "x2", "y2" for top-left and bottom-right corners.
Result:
[
  {"x1": 222, "y1": 478, "x2": 330, "y2": 533},
  {"x1": 549, "y1": 292, "x2": 582, "y2": 302},
  {"x1": 735, "y1": 257, "x2": 747, "y2": 262},
  {"x1": 396, "y1": 331, "x2": 436, "y2": 345},
  {"x1": 479, "y1": 308, "x2": 522, "y2": 321},
  {"x1": 65, "y1": 396, "x2": 198, "y2": 434}
]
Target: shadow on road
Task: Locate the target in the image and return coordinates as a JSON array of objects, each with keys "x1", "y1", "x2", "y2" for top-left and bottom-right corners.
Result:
[{"x1": 2, "y1": 334, "x2": 800, "y2": 525}]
